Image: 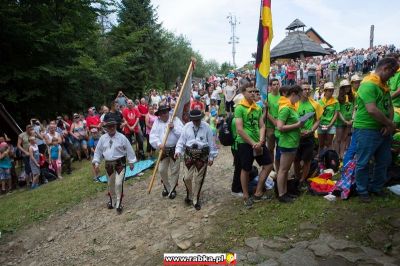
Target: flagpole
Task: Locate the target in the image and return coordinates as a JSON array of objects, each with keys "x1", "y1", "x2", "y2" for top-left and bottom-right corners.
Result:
[{"x1": 147, "y1": 58, "x2": 195, "y2": 194}]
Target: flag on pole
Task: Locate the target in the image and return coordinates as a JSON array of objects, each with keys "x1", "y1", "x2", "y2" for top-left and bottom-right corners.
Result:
[
  {"x1": 255, "y1": 0, "x2": 273, "y2": 101},
  {"x1": 175, "y1": 62, "x2": 194, "y2": 123}
]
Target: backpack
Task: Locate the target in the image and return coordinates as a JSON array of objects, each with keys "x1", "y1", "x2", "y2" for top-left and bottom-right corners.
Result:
[
  {"x1": 218, "y1": 116, "x2": 234, "y2": 146},
  {"x1": 320, "y1": 149, "x2": 340, "y2": 173}
]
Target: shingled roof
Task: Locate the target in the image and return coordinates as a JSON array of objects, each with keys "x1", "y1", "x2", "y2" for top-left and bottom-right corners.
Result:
[
  {"x1": 271, "y1": 31, "x2": 329, "y2": 59},
  {"x1": 285, "y1": 18, "x2": 306, "y2": 31}
]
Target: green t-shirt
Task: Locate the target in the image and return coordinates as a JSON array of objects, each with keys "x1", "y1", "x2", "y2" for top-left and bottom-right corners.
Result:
[
  {"x1": 277, "y1": 107, "x2": 300, "y2": 148},
  {"x1": 336, "y1": 100, "x2": 354, "y2": 126},
  {"x1": 266, "y1": 93, "x2": 281, "y2": 128},
  {"x1": 354, "y1": 82, "x2": 392, "y2": 129},
  {"x1": 297, "y1": 100, "x2": 316, "y2": 132},
  {"x1": 318, "y1": 100, "x2": 339, "y2": 126},
  {"x1": 234, "y1": 104, "x2": 262, "y2": 143},
  {"x1": 389, "y1": 71, "x2": 400, "y2": 108}
]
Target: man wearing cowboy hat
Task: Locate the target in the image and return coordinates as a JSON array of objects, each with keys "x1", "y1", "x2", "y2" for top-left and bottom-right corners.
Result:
[
  {"x1": 174, "y1": 110, "x2": 218, "y2": 210},
  {"x1": 92, "y1": 117, "x2": 136, "y2": 214},
  {"x1": 149, "y1": 104, "x2": 184, "y2": 199}
]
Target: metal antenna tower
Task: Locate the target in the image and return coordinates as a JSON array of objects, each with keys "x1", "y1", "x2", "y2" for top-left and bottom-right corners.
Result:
[{"x1": 227, "y1": 13, "x2": 239, "y2": 67}]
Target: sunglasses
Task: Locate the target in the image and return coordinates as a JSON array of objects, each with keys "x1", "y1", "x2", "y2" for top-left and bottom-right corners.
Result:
[{"x1": 246, "y1": 90, "x2": 257, "y2": 94}]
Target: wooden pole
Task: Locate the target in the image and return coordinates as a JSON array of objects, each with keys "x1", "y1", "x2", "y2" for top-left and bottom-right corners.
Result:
[{"x1": 147, "y1": 59, "x2": 195, "y2": 194}]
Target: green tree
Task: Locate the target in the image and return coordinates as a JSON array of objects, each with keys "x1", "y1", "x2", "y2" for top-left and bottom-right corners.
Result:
[
  {"x1": 220, "y1": 62, "x2": 235, "y2": 76},
  {"x1": 0, "y1": 1, "x2": 104, "y2": 122}
]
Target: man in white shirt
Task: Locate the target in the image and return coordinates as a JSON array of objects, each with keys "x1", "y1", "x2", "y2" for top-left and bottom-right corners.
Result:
[
  {"x1": 175, "y1": 110, "x2": 218, "y2": 210},
  {"x1": 149, "y1": 104, "x2": 184, "y2": 199},
  {"x1": 92, "y1": 117, "x2": 136, "y2": 214},
  {"x1": 224, "y1": 79, "x2": 237, "y2": 116}
]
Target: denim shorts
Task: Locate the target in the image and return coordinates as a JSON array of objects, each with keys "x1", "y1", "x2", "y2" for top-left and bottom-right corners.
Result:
[
  {"x1": 275, "y1": 146, "x2": 297, "y2": 161},
  {"x1": 318, "y1": 125, "x2": 336, "y2": 135},
  {"x1": 73, "y1": 139, "x2": 87, "y2": 149},
  {"x1": 0, "y1": 168, "x2": 11, "y2": 180}
]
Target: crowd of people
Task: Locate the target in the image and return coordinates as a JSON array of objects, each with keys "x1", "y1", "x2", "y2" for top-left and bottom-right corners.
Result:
[
  {"x1": 270, "y1": 44, "x2": 399, "y2": 87},
  {"x1": 232, "y1": 54, "x2": 400, "y2": 208},
  {"x1": 1, "y1": 46, "x2": 399, "y2": 214}
]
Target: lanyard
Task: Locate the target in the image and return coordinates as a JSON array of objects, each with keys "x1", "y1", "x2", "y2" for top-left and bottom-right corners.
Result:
[{"x1": 192, "y1": 126, "x2": 200, "y2": 139}]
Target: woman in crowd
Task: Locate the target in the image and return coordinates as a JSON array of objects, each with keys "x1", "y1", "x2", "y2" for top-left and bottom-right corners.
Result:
[
  {"x1": 276, "y1": 85, "x2": 304, "y2": 203},
  {"x1": 28, "y1": 136, "x2": 40, "y2": 189},
  {"x1": 70, "y1": 113, "x2": 89, "y2": 161},
  {"x1": 145, "y1": 105, "x2": 157, "y2": 158},
  {"x1": 317, "y1": 82, "x2": 339, "y2": 154},
  {"x1": 205, "y1": 84, "x2": 214, "y2": 112},
  {"x1": 334, "y1": 80, "x2": 354, "y2": 159}
]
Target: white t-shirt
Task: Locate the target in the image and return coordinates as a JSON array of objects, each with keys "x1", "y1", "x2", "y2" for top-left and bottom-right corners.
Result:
[
  {"x1": 211, "y1": 87, "x2": 222, "y2": 101},
  {"x1": 151, "y1": 95, "x2": 161, "y2": 107},
  {"x1": 224, "y1": 85, "x2": 236, "y2": 102}
]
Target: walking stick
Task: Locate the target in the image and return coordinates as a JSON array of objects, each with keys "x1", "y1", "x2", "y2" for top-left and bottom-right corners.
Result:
[{"x1": 147, "y1": 59, "x2": 195, "y2": 194}]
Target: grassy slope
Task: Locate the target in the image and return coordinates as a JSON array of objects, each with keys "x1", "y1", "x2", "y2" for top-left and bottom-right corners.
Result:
[
  {"x1": 208, "y1": 193, "x2": 400, "y2": 251},
  {"x1": 0, "y1": 161, "x2": 108, "y2": 234}
]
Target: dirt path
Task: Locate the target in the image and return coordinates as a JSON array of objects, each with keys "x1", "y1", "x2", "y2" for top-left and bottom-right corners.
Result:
[{"x1": 0, "y1": 146, "x2": 235, "y2": 266}]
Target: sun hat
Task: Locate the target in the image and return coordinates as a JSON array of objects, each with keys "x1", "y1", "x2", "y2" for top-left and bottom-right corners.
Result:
[
  {"x1": 339, "y1": 79, "x2": 351, "y2": 87},
  {"x1": 350, "y1": 74, "x2": 362, "y2": 82},
  {"x1": 324, "y1": 82, "x2": 335, "y2": 90}
]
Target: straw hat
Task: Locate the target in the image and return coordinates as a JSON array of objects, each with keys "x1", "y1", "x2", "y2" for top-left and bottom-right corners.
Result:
[
  {"x1": 350, "y1": 74, "x2": 362, "y2": 82},
  {"x1": 323, "y1": 82, "x2": 335, "y2": 90},
  {"x1": 339, "y1": 79, "x2": 351, "y2": 87}
]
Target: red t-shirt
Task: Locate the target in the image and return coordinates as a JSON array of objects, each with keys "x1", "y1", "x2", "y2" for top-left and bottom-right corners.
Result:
[
  {"x1": 137, "y1": 104, "x2": 149, "y2": 121},
  {"x1": 122, "y1": 107, "x2": 140, "y2": 134},
  {"x1": 190, "y1": 101, "x2": 205, "y2": 111},
  {"x1": 86, "y1": 115, "x2": 100, "y2": 128},
  {"x1": 287, "y1": 65, "x2": 297, "y2": 80}
]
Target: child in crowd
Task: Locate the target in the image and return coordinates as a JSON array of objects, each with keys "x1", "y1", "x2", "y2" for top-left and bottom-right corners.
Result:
[
  {"x1": 209, "y1": 98, "x2": 219, "y2": 117},
  {"x1": 0, "y1": 141, "x2": 12, "y2": 194},
  {"x1": 48, "y1": 137, "x2": 62, "y2": 179},
  {"x1": 88, "y1": 128, "x2": 100, "y2": 159},
  {"x1": 28, "y1": 136, "x2": 40, "y2": 189},
  {"x1": 88, "y1": 128, "x2": 100, "y2": 180}
]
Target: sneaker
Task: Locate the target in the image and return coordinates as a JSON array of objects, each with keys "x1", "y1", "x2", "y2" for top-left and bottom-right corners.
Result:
[
  {"x1": 231, "y1": 191, "x2": 243, "y2": 198},
  {"x1": 107, "y1": 200, "x2": 114, "y2": 209},
  {"x1": 359, "y1": 193, "x2": 372, "y2": 203},
  {"x1": 116, "y1": 205, "x2": 123, "y2": 214},
  {"x1": 253, "y1": 194, "x2": 271, "y2": 202},
  {"x1": 286, "y1": 193, "x2": 298, "y2": 199},
  {"x1": 278, "y1": 194, "x2": 293, "y2": 203},
  {"x1": 243, "y1": 198, "x2": 253, "y2": 209}
]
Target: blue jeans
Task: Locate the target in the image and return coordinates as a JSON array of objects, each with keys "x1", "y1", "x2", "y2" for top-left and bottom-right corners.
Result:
[
  {"x1": 308, "y1": 75, "x2": 316, "y2": 89},
  {"x1": 354, "y1": 129, "x2": 392, "y2": 195},
  {"x1": 343, "y1": 129, "x2": 357, "y2": 166}
]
